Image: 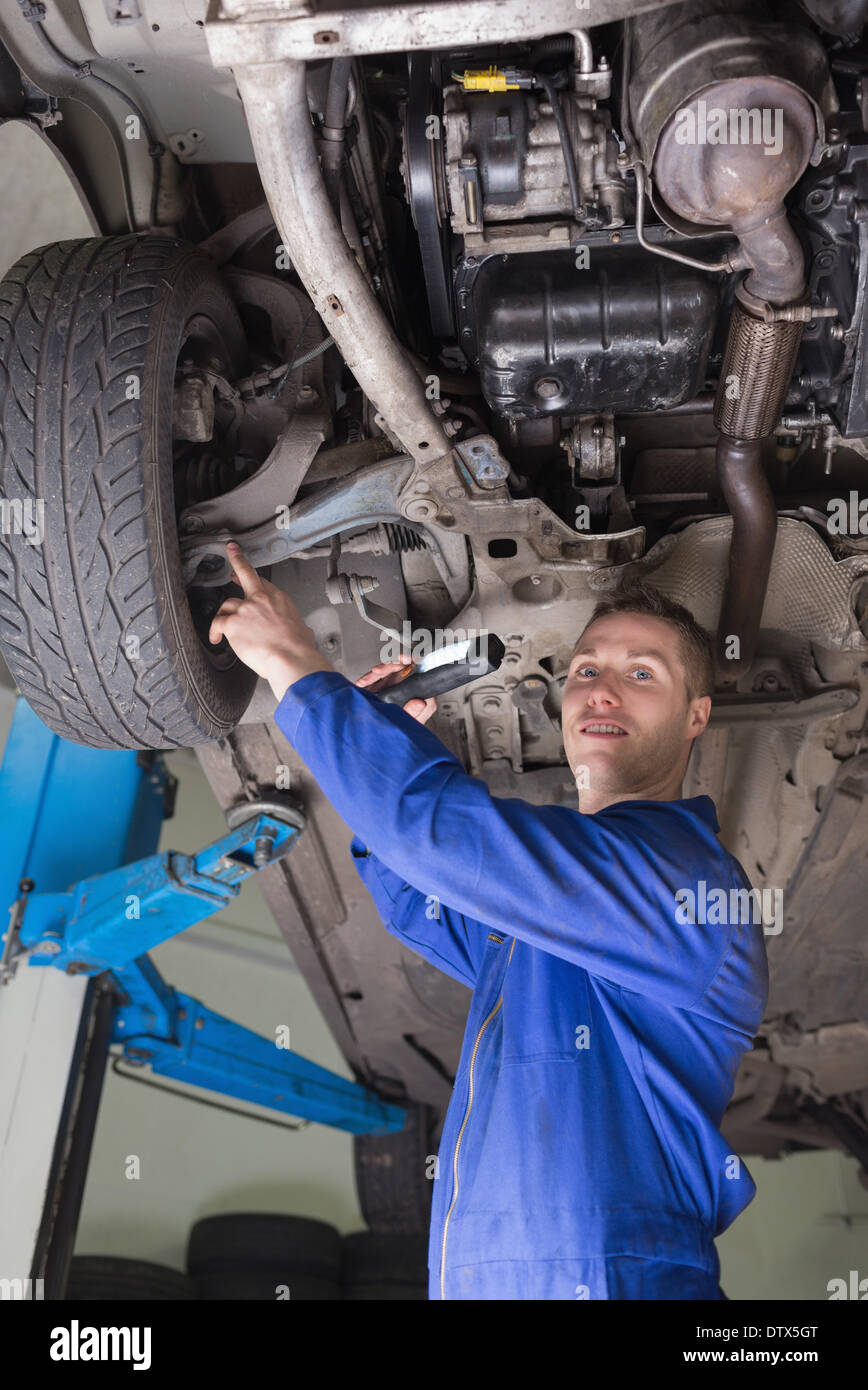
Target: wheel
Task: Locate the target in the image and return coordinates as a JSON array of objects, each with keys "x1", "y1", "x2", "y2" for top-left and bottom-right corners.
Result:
[
  {"x1": 354, "y1": 1101, "x2": 436, "y2": 1234},
  {"x1": 193, "y1": 1269, "x2": 340, "y2": 1301},
  {"x1": 341, "y1": 1231, "x2": 428, "y2": 1299},
  {"x1": 186, "y1": 1213, "x2": 341, "y2": 1279},
  {"x1": 64, "y1": 1256, "x2": 196, "y2": 1300},
  {"x1": 0, "y1": 234, "x2": 258, "y2": 749}
]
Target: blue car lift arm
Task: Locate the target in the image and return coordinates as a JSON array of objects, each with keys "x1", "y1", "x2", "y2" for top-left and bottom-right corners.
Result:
[{"x1": 1, "y1": 700, "x2": 405, "y2": 1139}]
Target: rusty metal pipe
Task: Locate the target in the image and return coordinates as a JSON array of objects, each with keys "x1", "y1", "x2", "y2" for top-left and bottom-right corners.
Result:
[
  {"x1": 713, "y1": 436, "x2": 778, "y2": 683},
  {"x1": 228, "y1": 58, "x2": 451, "y2": 466}
]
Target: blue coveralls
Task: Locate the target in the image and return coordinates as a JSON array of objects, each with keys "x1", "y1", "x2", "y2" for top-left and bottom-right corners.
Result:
[{"x1": 274, "y1": 671, "x2": 769, "y2": 1300}]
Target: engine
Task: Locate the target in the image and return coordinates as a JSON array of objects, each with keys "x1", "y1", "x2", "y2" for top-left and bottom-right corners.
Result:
[{"x1": 400, "y1": 2, "x2": 840, "y2": 470}]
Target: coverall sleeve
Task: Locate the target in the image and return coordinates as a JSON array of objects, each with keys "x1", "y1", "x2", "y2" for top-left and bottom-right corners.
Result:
[
  {"x1": 348, "y1": 833, "x2": 486, "y2": 989},
  {"x1": 274, "y1": 670, "x2": 734, "y2": 1010}
]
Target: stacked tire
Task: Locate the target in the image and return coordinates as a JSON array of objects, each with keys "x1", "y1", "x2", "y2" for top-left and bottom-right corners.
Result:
[
  {"x1": 66, "y1": 1216, "x2": 431, "y2": 1301},
  {"x1": 65, "y1": 1256, "x2": 196, "y2": 1300},
  {"x1": 340, "y1": 1232, "x2": 428, "y2": 1300},
  {"x1": 186, "y1": 1214, "x2": 341, "y2": 1301}
]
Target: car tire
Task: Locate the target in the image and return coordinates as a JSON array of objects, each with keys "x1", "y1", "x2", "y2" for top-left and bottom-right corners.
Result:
[
  {"x1": 192, "y1": 1269, "x2": 340, "y2": 1301},
  {"x1": 64, "y1": 1256, "x2": 196, "y2": 1300},
  {"x1": 341, "y1": 1231, "x2": 428, "y2": 1299},
  {"x1": 186, "y1": 1213, "x2": 341, "y2": 1279},
  {"x1": 0, "y1": 233, "x2": 257, "y2": 749},
  {"x1": 353, "y1": 1100, "x2": 436, "y2": 1234}
]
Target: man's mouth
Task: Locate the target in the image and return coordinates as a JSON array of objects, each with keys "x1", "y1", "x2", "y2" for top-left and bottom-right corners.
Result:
[{"x1": 578, "y1": 722, "x2": 629, "y2": 738}]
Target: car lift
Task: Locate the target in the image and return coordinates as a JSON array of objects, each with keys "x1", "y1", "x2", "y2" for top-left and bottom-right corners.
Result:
[{"x1": 0, "y1": 697, "x2": 405, "y2": 1300}]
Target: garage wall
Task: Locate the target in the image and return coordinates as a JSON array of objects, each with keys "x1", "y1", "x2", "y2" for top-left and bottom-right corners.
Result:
[{"x1": 1, "y1": 120, "x2": 867, "y2": 1299}]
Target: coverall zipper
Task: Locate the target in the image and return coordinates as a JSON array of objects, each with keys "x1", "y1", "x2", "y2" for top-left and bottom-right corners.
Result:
[{"x1": 439, "y1": 936, "x2": 516, "y2": 1299}]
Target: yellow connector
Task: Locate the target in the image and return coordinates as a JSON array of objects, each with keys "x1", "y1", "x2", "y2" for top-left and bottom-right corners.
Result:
[{"x1": 452, "y1": 65, "x2": 520, "y2": 92}]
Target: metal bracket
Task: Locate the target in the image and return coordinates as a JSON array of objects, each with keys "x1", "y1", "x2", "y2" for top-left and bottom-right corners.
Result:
[
  {"x1": 323, "y1": 535, "x2": 406, "y2": 646},
  {"x1": 10, "y1": 806, "x2": 307, "y2": 977}
]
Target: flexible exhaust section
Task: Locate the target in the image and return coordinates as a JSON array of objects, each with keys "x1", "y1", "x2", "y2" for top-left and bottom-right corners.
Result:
[
  {"x1": 714, "y1": 294, "x2": 805, "y2": 440},
  {"x1": 626, "y1": 2, "x2": 827, "y2": 686}
]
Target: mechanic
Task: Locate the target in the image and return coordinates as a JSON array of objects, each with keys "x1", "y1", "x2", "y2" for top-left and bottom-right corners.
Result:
[{"x1": 210, "y1": 539, "x2": 769, "y2": 1301}]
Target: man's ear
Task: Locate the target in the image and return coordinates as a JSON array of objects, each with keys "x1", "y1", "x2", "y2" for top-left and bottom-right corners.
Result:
[{"x1": 687, "y1": 695, "x2": 712, "y2": 741}]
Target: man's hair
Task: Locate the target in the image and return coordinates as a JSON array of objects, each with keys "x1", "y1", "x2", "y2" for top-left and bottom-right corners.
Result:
[{"x1": 572, "y1": 580, "x2": 715, "y2": 703}]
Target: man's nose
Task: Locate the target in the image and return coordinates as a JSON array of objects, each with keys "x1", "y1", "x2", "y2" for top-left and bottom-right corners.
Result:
[{"x1": 585, "y1": 677, "x2": 621, "y2": 707}]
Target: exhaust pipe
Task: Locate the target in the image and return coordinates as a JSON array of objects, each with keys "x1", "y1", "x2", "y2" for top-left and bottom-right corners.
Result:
[
  {"x1": 628, "y1": 1, "x2": 829, "y2": 683},
  {"x1": 713, "y1": 437, "x2": 778, "y2": 682},
  {"x1": 712, "y1": 280, "x2": 807, "y2": 678}
]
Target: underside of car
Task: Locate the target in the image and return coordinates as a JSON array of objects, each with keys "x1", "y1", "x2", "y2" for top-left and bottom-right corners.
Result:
[{"x1": 1, "y1": 0, "x2": 868, "y2": 1223}]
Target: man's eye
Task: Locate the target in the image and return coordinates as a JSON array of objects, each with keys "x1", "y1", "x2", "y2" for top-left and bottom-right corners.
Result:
[
  {"x1": 574, "y1": 665, "x2": 596, "y2": 678},
  {"x1": 631, "y1": 668, "x2": 653, "y2": 681}
]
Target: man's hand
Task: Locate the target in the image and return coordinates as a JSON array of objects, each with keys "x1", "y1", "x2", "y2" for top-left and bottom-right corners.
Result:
[
  {"x1": 355, "y1": 659, "x2": 438, "y2": 724},
  {"x1": 208, "y1": 541, "x2": 333, "y2": 702}
]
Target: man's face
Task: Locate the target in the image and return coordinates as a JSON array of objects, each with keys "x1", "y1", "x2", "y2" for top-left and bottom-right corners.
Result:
[{"x1": 560, "y1": 612, "x2": 710, "y2": 804}]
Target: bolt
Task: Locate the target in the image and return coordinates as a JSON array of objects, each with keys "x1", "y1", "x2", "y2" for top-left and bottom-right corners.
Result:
[
  {"x1": 534, "y1": 377, "x2": 561, "y2": 400},
  {"x1": 482, "y1": 696, "x2": 501, "y2": 710},
  {"x1": 609, "y1": 231, "x2": 621, "y2": 243},
  {"x1": 194, "y1": 1017, "x2": 205, "y2": 1030},
  {"x1": 830, "y1": 323, "x2": 845, "y2": 340},
  {"x1": 488, "y1": 725, "x2": 503, "y2": 736},
  {"x1": 530, "y1": 574, "x2": 541, "y2": 585},
  {"x1": 254, "y1": 835, "x2": 274, "y2": 868},
  {"x1": 616, "y1": 151, "x2": 630, "y2": 168},
  {"x1": 324, "y1": 635, "x2": 338, "y2": 652},
  {"x1": 405, "y1": 498, "x2": 437, "y2": 520},
  {"x1": 489, "y1": 746, "x2": 504, "y2": 758},
  {"x1": 37, "y1": 940, "x2": 61, "y2": 955},
  {"x1": 180, "y1": 514, "x2": 205, "y2": 533}
]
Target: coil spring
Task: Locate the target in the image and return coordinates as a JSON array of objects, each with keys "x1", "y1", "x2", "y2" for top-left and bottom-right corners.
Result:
[{"x1": 175, "y1": 449, "x2": 251, "y2": 508}]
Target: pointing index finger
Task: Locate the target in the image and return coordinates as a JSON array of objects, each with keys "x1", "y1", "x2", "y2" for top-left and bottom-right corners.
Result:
[{"x1": 226, "y1": 541, "x2": 264, "y2": 597}]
